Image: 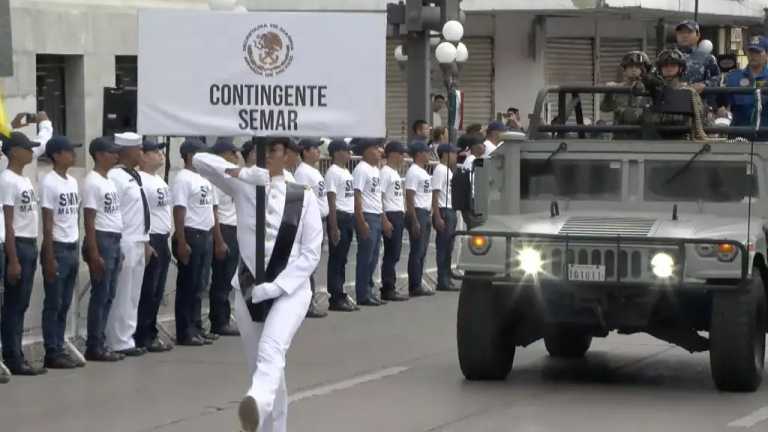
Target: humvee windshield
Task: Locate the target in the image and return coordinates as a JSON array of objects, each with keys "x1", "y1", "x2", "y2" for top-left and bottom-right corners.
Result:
[
  {"x1": 645, "y1": 161, "x2": 758, "y2": 202},
  {"x1": 521, "y1": 159, "x2": 621, "y2": 201}
]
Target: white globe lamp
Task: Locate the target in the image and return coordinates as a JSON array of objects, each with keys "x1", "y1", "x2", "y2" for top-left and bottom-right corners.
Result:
[
  {"x1": 442, "y1": 20, "x2": 464, "y2": 43},
  {"x1": 455, "y1": 42, "x2": 469, "y2": 63},
  {"x1": 435, "y1": 42, "x2": 457, "y2": 64},
  {"x1": 394, "y1": 45, "x2": 408, "y2": 62},
  {"x1": 233, "y1": 5, "x2": 248, "y2": 13}
]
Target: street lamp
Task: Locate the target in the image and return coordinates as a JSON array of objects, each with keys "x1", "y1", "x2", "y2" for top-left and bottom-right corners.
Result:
[{"x1": 436, "y1": 21, "x2": 467, "y2": 145}]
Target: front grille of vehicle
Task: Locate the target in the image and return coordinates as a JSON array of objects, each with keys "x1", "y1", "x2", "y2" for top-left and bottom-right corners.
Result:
[
  {"x1": 559, "y1": 217, "x2": 656, "y2": 237},
  {"x1": 540, "y1": 246, "x2": 677, "y2": 282}
]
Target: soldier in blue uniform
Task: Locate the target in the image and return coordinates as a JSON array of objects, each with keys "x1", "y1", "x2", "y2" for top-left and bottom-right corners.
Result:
[
  {"x1": 720, "y1": 35, "x2": 768, "y2": 139},
  {"x1": 674, "y1": 20, "x2": 720, "y2": 93}
]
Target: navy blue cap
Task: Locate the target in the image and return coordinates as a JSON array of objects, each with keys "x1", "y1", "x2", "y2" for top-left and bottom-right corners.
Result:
[
  {"x1": 352, "y1": 138, "x2": 382, "y2": 155},
  {"x1": 747, "y1": 35, "x2": 768, "y2": 52},
  {"x1": 676, "y1": 20, "x2": 700, "y2": 32},
  {"x1": 487, "y1": 121, "x2": 506, "y2": 133},
  {"x1": 142, "y1": 139, "x2": 167, "y2": 152},
  {"x1": 89, "y1": 136, "x2": 119, "y2": 157},
  {"x1": 298, "y1": 138, "x2": 322, "y2": 151},
  {"x1": 211, "y1": 137, "x2": 239, "y2": 154},
  {"x1": 327, "y1": 139, "x2": 349, "y2": 156},
  {"x1": 384, "y1": 140, "x2": 406, "y2": 155},
  {"x1": 408, "y1": 140, "x2": 430, "y2": 156},
  {"x1": 2, "y1": 132, "x2": 39, "y2": 155},
  {"x1": 45, "y1": 135, "x2": 82, "y2": 159},
  {"x1": 180, "y1": 138, "x2": 206, "y2": 156},
  {"x1": 437, "y1": 143, "x2": 459, "y2": 156}
]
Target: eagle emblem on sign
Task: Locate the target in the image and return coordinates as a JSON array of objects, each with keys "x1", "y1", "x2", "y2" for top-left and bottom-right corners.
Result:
[{"x1": 243, "y1": 24, "x2": 294, "y2": 77}]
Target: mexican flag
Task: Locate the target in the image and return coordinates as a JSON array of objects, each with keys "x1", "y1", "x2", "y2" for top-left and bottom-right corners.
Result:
[
  {"x1": 448, "y1": 88, "x2": 464, "y2": 132},
  {"x1": 0, "y1": 86, "x2": 10, "y2": 138}
]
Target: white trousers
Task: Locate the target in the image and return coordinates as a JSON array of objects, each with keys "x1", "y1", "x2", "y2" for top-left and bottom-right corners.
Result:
[
  {"x1": 233, "y1": 282, "x2": 311, "y2": 432},
  {"x1": 106, "y1": 240, "x2": 146, "y2": 351}
]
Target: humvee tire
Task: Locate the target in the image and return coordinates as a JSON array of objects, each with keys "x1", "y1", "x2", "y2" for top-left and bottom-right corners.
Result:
[
  {"x1": 544, "y1": 326, "x2": 592, "y2": 358},
  {"x1": 710, "y1": 265, "x2": 767, "y2": 392},
  {"x1": 457, "y1": 276, "x2": 515, "y2": 380}
]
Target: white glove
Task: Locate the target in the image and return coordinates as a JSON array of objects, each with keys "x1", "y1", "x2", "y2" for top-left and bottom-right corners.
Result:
[{"x1": 251, "y1": 282, "x2": 284, "y2": 304}]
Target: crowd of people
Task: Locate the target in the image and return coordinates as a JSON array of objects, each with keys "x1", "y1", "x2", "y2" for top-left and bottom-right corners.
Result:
[
  {"x1": 0, "y1": 105, "x2": 508, "y2": 384},
  {"x1": 597, "y1": 20, "x2": 768, "y2": 140}
]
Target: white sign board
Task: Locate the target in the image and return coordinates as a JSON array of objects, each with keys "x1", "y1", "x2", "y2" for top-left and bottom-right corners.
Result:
[{"x1": 138, "y1": 10, "x2": 386, "y2": 137}]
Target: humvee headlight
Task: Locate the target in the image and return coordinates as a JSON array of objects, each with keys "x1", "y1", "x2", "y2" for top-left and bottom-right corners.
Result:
[
  {"x1": 651, "y1": 252, "x2": 675, "y2": 279},
  {"x1": 468, "y1": 235, "x2": 491, "y2": 255},
  {"x1": 716, "y1": 243, "x2": 738, "y2": 262},
  {"x1": 518, "y1": 248, "x2": 543, "y2": 275}
]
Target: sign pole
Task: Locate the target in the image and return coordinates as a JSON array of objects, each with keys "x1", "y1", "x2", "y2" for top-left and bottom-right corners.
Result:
[{"x1": 254, "y1": 137, "x2": 266, "y2": 284}]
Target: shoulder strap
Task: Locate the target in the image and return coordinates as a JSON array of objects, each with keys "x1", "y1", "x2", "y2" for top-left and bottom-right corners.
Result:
[{"x1": 244, "y1": 181, "x2": 305, "y2": 322}]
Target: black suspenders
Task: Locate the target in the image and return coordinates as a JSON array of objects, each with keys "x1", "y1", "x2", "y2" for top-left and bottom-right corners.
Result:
[{"x1": 239, "y1": 182, "x2": 305, "y2": 322}]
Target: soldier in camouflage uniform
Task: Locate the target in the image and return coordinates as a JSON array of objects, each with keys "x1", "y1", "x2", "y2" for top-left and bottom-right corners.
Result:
[
  {"x1": 674, "y1": 20, "x2": 721, "y2": 91},
  {"x1": 642, "y1": 48, "x2": 707, "y2": 140},
  {"x1": 600, "y1": 51, "x2": 654, "y2": 139}
]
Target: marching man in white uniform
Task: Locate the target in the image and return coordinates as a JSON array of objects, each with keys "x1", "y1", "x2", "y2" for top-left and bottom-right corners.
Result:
[
  {"x1": 193, "y1": 137, "x2": 321, "y2": 432},
  {"x1": 106, "y1": 132, "x2": 151, "y2": 357}
]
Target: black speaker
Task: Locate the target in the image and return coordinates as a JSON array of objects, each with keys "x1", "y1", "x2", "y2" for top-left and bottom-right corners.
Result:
[{"x1": 102, "y1": 87, "x2": 137, "y2": 136}]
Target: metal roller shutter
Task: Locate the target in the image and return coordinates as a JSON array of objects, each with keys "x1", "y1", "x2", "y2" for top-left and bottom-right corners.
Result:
[
  {"x1": 386, "y1": 38, "x2": 494, "y2": 142},
  {"x1": 545, "y1": 37, "x2": 595, "y2": 123}
]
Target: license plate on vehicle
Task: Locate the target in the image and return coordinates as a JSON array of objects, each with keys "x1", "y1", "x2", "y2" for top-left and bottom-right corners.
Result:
[{"x1": 568, "y1": 264, "x2": 606, "y2": 282}]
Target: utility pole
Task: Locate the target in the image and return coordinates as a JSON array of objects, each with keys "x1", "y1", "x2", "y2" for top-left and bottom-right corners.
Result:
[
  {"x1": 0, "y1": 0, "x2": 12, "y2": 77},
  {"x1": 388, "y1": 0, "x2": 463, "y2": 141}
]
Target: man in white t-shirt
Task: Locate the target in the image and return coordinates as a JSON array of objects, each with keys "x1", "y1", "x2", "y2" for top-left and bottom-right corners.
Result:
[
  {"x1": 379, "y1": 141, "x2": 410, "y2": 302},
  {"x1": 483, "y1": 121, "x2": 505, "y2": 157},
  {"x1": 352, "y1": 138, "x2": 386, "y2": 306},
  {"x1": 83, "y1": 137, "x2": 124, "y2": 362},
  {"x1": 0, "y1": 119, "x2": 52, "y2": 376},
  {"x1": 294, "y1": 138, "x2": 329, "y2": 318},
  {"x1": 404, "y1": 141, "x2": 435, "y2": 297},
  {"x1": 106, "y1": 132, "x2": 151, "y2": 357},
  {"x1": 172, "y1": 138, "x2": 224, "y2": 346},
  {"x1": 209, "y1": 138, "x2": 242, "y2": 336},
  {"x1": 40, "y1": 135, "x2": 85, "y2": 369},
  {"x1": 324, "y1": 139, "x2": 358, "y2": 312},
  {"x1": 432, "y1": 143, "x2": 459, "y2": 292},
  {"x1": 135, "y1": 140, "x2": 174, "y2": 353}
]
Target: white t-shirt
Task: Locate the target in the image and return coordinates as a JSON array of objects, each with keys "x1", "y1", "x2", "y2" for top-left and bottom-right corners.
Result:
[
  {"x1": 109, "y1": 167, "x2": 150, "y2": 242},
  {"x1": 294, "y1": 162, "x2": 329, "y2": 218},
  {"x1": 83, "y1": 171, "x2": 123, "y2": 234},
  {"x1": 40, "y1": 171, "x2": 80, "y2": 243},
  {"x1": 483, "y1": 140, "x2": 497, "y2": 157},
  {"x1": 214, "y1": 185, "x2": 237, "y2": 226},
  {"x1": 352, "y1": 160, "x2": 382, "y2": 214},
  {"x1": 380, "y1": 165, "x2": 404, "y2": 213},
  {"x1": 324, "y1": 164, "x2": 354, "y2": 214},
  {"x1": 432, "y1": 111, "x2": 443, "y2": 127},
  {"x1": 431, "y1": 163, "x2": 453, "y2": 208},
  {"x1": 140, "y1": 171, "x2": 172, "y2": 235},
  {"x1": 0, "y1": 170, "x2": 39, "y2": 238},
  {"x1": 405, "y1": 164, "x2": 432, "y2": 210},
  {"x1": 172, "y1": 168, "x2": 216, "y2": 231},
  {"x1": 462, "y1": 154, "x2": 476, "y2": 171}
]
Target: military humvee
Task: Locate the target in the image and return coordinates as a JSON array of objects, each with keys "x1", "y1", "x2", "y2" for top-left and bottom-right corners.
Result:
[{"x1": 453, "y1": 86, "x2": 767, "y2": 392}]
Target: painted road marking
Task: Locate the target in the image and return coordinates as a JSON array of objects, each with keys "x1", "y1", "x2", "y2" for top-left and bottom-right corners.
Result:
[
  {"x1": 728, "y1": 406, "x2": 768, "y2": 428},
  {"x1": 289, "y1": 366, "x2": 410, "y2": 404}
]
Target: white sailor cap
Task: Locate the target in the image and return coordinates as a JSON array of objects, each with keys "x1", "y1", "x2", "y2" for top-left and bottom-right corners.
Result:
[{"x1": 114, "y1": 132, "x2": 142, "y2": 147}]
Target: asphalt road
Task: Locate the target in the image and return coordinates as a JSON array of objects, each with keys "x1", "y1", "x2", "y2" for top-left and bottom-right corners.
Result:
[{"x1": 3, "y1": 287, "x2": 768, "y2": 432}]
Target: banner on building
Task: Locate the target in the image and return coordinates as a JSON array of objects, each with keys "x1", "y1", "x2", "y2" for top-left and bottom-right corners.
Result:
[{"x1": 137, "y1": 10, "x2": 386, "y2": 137}]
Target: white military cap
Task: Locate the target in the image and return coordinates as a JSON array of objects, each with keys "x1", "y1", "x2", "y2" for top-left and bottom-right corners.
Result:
[{"x1": 114, "y1": 132, "x2": 142, "y2": 147}]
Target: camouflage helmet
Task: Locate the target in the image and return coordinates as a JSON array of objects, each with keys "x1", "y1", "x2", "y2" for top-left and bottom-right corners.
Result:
[
  {"x1": 655, "y1": 48, "x2": 687, "y2": 75},
  {"x1": 620, "y1": 51, "x2": 652, "y2": 72}
]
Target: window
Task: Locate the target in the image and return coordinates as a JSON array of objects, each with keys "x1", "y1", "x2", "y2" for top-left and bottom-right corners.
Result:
[
  {"x1": 36, "y1": 54, "x2": 67, "y2": 135},
  {"x1": 116, "y1": 56, "x2": 137, "y2": 89},
  {"x1": 644, "y1": 161, "x2": 758, "y2": 202},
  {"x1": 521, "y1": 159, "x2": 622, "y2": 201}
]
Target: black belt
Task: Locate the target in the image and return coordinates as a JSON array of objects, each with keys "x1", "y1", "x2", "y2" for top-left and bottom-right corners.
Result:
[
  {"x1": 239, "y1": 182, "x2": 305, "y2": 322},
  {"x1": 184, "y1": 227, "x2": 211, "y2": 235},
  {"x1": 96, "y1": 231, "x2": 122, "y2": 240},
  {"x1": 16, "y1": 237, "x2": 36, "y2": 245}
]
